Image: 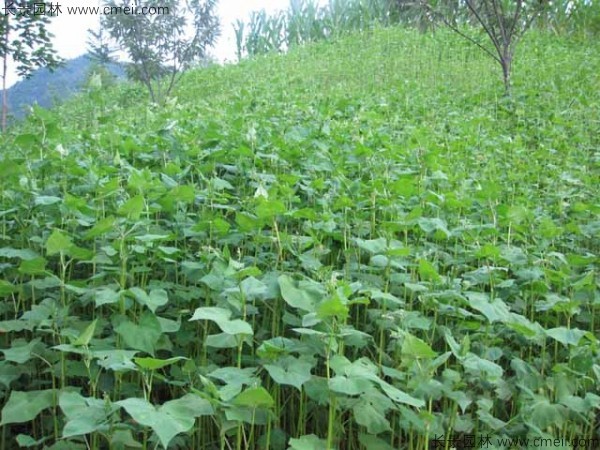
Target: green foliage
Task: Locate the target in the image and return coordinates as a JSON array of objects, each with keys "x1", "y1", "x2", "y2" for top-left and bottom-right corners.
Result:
[
  {"x1": 5, "y1": 55, "x2": 124, "y2": 121},
  {"x1": 86, "y1": 28, "x2": 117, "y2": 65},
  {"x1": 0, "y1": 25, "x2": 599, "y2": 450},
  {"x1": 235, "y1": 0, "x2": 402, "y2": 58},
  {"x1": 0, "y1": 0, "x2": 62, "y2": 129},
  {"x1": 101, "y1": 0, "x2": 220, "y2": 103}
]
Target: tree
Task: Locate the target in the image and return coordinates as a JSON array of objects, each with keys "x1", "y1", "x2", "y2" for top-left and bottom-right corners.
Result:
[
  {"x1": 423, "y1": 0, "x2": 545, "y2": 94},
  {"x1": 1, "y1": 1, "x2": 62, "y2": 130},
  {"x1": 86, "y1": 27, "x2": 118, "y2": 65},
  {"x1": 101, "y1": 0, "x2": 220, "y2": 103}
]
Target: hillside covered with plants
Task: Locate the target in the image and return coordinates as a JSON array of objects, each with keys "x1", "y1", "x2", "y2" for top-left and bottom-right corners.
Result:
[
  {"x1": 0, "y1": 25, "x2": 599, "y2": 450},
  {"x1": 3, "y1": 56, "x2": 125, "y2": 122}
]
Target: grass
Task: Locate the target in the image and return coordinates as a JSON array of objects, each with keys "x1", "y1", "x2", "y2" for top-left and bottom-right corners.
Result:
[{"x1": 0, "y1": 26, "x2": 599, "y2": 450}]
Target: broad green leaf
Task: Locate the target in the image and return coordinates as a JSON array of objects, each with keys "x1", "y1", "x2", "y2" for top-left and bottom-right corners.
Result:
[
  {"x1": 463, "y1": 353, "x2": 503, "y2": 381},
  {"x1": 189, "y1": 306, "x2": 232, "y2": 323},
  {"x1": 466, "y1": 292, "x2": 511, "y2": 323},
  {"x1": 355, "y1": 238, "x2": 387, "y2": 254},
  {"x1": 233, "y1": 387, "x2": 274, "y2": 408},
  {"x1": 528, "y1": 398, "x2": 565, "y2": 429},
  {"x1": 189, "y1": 307, "x2": 253, "y2": 335},
  {"x1": 358, "y1": 434, "x2": 395, "y2": 450},
  {"x1": 1, "y1": 390, "x2": 55, "y2": 425},
  {"x1": 117, "y1": 195, "x2": 144, "y2": 219},
  {"x1": 378, "y1": 381, "x2": 424, "y2": 408},
  {"x1": 130, "y1": 287, "x2": 169, "y2": 313},
  {"x1": 0, "y1": 280, "x2": 16, "y2": 296},
  {"x1": 134, "y1": 234, "x2": 170, "y2": 243},
  {"x1": 401, "y1": 333, "x2": 437, "y2": 360},
  {"x1": 85, "y1": 216, "x2": 116, "y2": 239},
  {"x1": 134, "y1": 356, "x2": 187, "y2": 370},
  {"x1": 288, "y1": 434, "x2": 328, "y2": 450},
  {"x1": 34, "y1": 195, "x2": 62, "y2": 206},
  {"x1": 240, "y1": 276, "x2": 268, "y2": 300},
  {"x1": 206, "y1": 333, "x2": 239, "y2": 348},
  {"x1": 209, "y1": 367, "x2": 258, "y2": 387},
  {"x1": 264, "y1": 356, "x2": 313, "y2": 391},
  {"x1": 278, "y1": 275, "x2": 322, "y2": 312},
  {"x1": 418, "y1": 259, "x2": 441, "y2": 282},
  {"x1": 0, "y1": 361, "x2": 21, "y2": 388},
  {"x1": 94, "y1": 287, "x2": 121, "y2": 307},
  {"x1": 161, "y1": 394, "x2": 214, "y2": 419},
  {"x1": 73, "y1": 320, "x2": 97, "y2": 347},
  {"x1": 353, "y1": 401, "x2": 391, "y2": 434},
  {"x1": 255, "y1": 198, "x2": 285, "y2": 219},
  {"x1": 1, "y1": 338, "x2": 41, "y2": 364},
  {"x1": 46, "y1": 230, "x2": 73, "y2": 256},
  {"x1": 0, "y1": 248, "x2": 39, "y2": 260},
  {"x1": 118, "y1": 398, "x2": 193, "y2": 449},
  {"x1": 114, "y1": 312, "x2": 162, "y2": 355},
  {"x1": 16, "y1": 434, "x2": 49, "y2": 447},
  {"x1": 94, "y1": 349, "x2": 138, "y2": 372},
  {"x1": 110, "y1": 429, "x2": 142, "y2": 448},
  {"x1": 18, "y1": 257, "x2": 47, "y2": 275},
  {"x1": 59, "y1": 391, "x2": 108, "y2": 438},
  {"x1": 545, "y1": 327, "x2": 586, "y2": 346},
  {"x1": 170, "y1": 185, "x2": 195, "y2": 203},
  {"x1": 219, "y1": 319, "x2": 253, "y2": 335},
  {"x1": 329, "y1": 376, "x2": 371, "y2": 395},
  {"x1": 317, "y1": 296, "x2": 349, "y2": 319}
]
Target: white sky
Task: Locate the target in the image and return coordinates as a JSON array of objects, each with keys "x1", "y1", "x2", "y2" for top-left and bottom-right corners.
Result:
[{"x1": 6, "y1": 0, "x2": 327, "y2": 88}]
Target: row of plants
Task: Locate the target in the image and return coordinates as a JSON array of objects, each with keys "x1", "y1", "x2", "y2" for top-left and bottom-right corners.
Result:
[
  {"x1": 234, "y1": 0, "x2": 403, "y2": 58},
  {"x1": 0, "y1": 27, "x2": 599, "y2": 449},
  {"x1": 233, "y1": 0, "x2": 600, "y2": 59}
]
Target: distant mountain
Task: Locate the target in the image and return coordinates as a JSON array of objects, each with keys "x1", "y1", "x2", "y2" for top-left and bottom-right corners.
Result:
[{"x1": 3, "y1": 55, "x2": 125, "y2": 121}]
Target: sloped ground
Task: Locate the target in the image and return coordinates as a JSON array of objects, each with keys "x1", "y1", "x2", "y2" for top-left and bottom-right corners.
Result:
[{"x1": 0, "y1": 27, "x2": 599, "y2": 450}]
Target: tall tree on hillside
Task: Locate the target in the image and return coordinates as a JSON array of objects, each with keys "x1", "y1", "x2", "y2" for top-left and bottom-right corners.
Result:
[
  {"x1": 1, "y1": 1, "x2": 62, "y2": 130},
  {"x1": 423, "y1": 0, "x2": 545, "y2": 94},
  {"x1": 101, "y1": 0, "x2": 220, "y2": 103},
  {"x1": 86, "y1": 28, "x2": 118, "y2": 65}
]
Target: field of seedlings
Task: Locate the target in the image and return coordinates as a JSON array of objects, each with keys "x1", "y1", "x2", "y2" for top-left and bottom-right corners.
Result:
[{"x1": 0, "y1": 26, "x2": 599, "y2": 450}]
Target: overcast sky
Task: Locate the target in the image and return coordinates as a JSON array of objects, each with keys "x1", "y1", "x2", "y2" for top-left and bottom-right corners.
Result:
[{"x1": 6, "y1": 0, "x2": 327, "y2": 88}]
